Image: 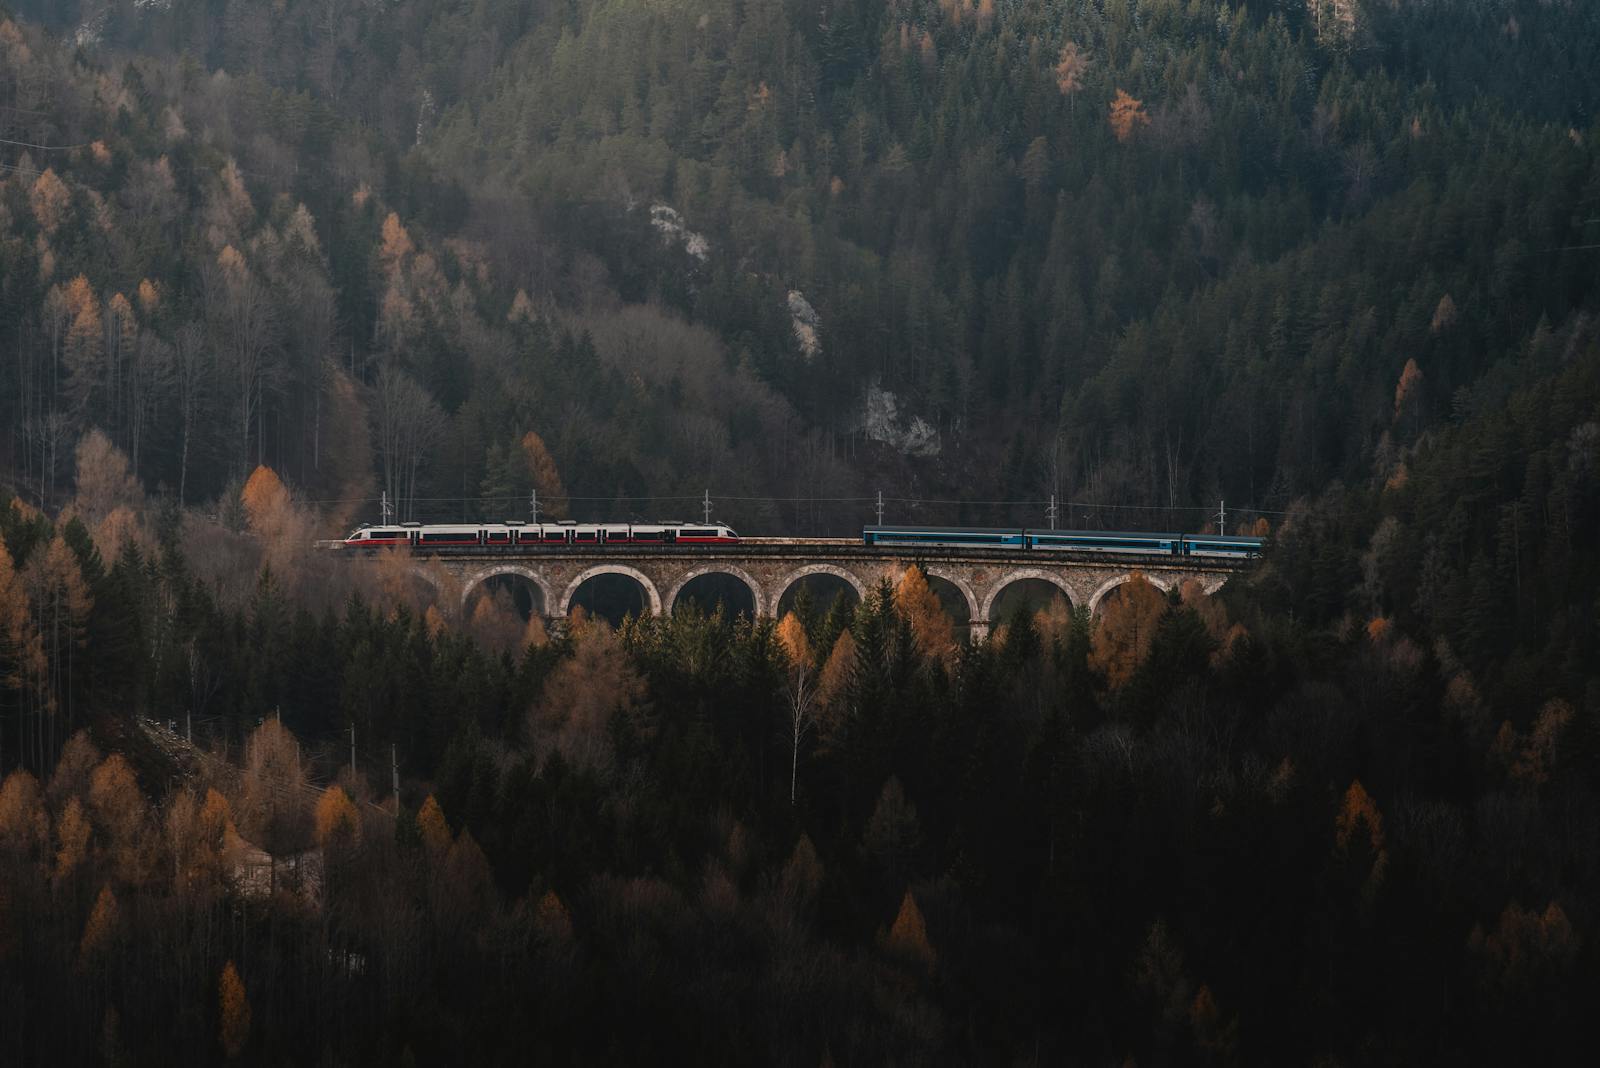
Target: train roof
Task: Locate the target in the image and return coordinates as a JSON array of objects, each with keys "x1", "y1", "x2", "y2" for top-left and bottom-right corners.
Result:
[
  {"x1": 1025, "y1": 529, "x2": 1186, "y2": 540},
  {"x1": 864, "y1": 524, "x2": 1024, "y2": 534}
]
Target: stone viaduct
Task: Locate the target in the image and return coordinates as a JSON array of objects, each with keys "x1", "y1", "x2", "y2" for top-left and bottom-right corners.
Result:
[{"x1": 386, "y1": 538, "x2": 1248, "y2": 640}]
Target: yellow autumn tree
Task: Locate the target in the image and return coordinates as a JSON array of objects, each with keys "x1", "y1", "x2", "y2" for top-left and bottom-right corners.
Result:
[
  {"x1": 1108, "y1": 89, "x2": 1151, "y2": 143},
  {"x1": 1189, "y1": 984, "x2": 1239, "y2": 1060},
  {"x1": 29, "y1": 167, "x2": 71, "y2": 233},
  {"x1": 240, "y1": 465, "x2": 290, "y2": 531},
  {"x1": 815, "y1": 629, "x2": 858, "y2": 736},
  {"x1": 314, "y1": 785, "x2": 362, "y2": 853},
  {"x1": 520, "y1": 431, "x2": 569, "y2": 518},
  {"x1": 73, "y1": 428, "x2": 142, "y2": 532},
  {"x1": 59, "y1": 275, "x2": 104, "y2": 412},
  {"x1": 1510, "y1": 699, "x2": 1574, "y2": 788},
  {"x1": 0, "y1": 542, "x2": 46, "y2": 709},
  {"x1": 1054, "y1": 41, "x2": 1090, "y2": 102},
  {"x1": 1334, "y1": 779, "x2": 1388, "y2": 901},
  {"x1": 1394, "y1": 357, "x2": 1424, "y2": 421},
  {"x1": 527, "y1": 610, "x2": 646, "y2": 772},
  {"x1": 415, "y1": 795, "x2": 452, "y2": 857},
  {"x1": 24, "y1": 535, "x2": 93, "y2": 723},
  {"x1": 535, "y1": 888, "x2": 574, "y2": 945},
  {"x1": 379, "y1": 212, "x2": 414, "y2": 271},
  {"x1": 136, "y1": 278, "x2": 160, "y2": 316},
  {"x1": 895, "y1": 565, "x2": 955, "y2": 664},
  {"x1": 882, "y1": 890, "x2": 936, "y2": 974},
  {"x1": 1089, "y1": 573, "x2": 1167, "y2": 688},
  {"x1": 88, "y1": 754, "x2": 146, "y2": 880},
  {"x1": 78, "y1": 883, "x2": 119, "y2": 966},
  {"x1": 0, "y1": 769, "x2": 48, "y2": 860},
  {"x1": 54, "y1": 796, "x2": 91, "y2": 888},
  {"x1": 219, "y1": 961, "x2": 251, "y2": 1058}
]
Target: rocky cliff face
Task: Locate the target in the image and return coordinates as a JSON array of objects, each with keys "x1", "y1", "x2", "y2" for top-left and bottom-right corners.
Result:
[{"x1": 862, "y1": 385, "x2": 939, "y2": 458}]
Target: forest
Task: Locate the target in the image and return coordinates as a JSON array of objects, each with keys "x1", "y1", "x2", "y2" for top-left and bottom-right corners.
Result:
[{"x1": 0, "y1": 0, "x2": 1598, "y2": 1064}]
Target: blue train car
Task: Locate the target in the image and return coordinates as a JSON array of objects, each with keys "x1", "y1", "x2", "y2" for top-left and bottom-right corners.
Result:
[
  {"x1": 1180, "y1": 534, "x2": 1264, "y2": 559},
  {"x1": 863, "y1": 525, "x2": 1025, "y2": 548},
  {"x1": 1025, "y1": 530, "x2": 1184, "y2": 555}
]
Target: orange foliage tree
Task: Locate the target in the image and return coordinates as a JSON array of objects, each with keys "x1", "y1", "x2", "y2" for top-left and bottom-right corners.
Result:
[
  {"x1": 895, "y1": 565, "x2": 955, "y2": 664},
  {"x1": 219, "y1": 960, "x2": 251, "y2": 1058},
  {"x1": 1108, "y1": 89, "x2": 1151, "y2": 143},
  {"x1": 78, "y1": 884, "x2": 120, "y2": 967},
  {"x1": 527, "y1": 610, "x2": 646, "y2": 772},
  {"x1": 314, "y1": 785, "x2": 362, "y2": 853},
  {"x1": 1054, "y1": 41, "x2": 1090, "y2": 102},
  {"x1": 520, "y1": 430, "x2": 570, "y2": 518},
  {"x1": 882, "y1": 890, "x2": 936, "y2": 975},
  {"x1": 1334, "y1": 779, "x2": 1388, "y2": 901},
  {"x1": 1088, "y1": 573, "x2": 1167, "y2": 688}
]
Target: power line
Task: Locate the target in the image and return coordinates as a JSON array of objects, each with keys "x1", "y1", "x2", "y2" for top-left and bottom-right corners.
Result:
[{"x1": 0, "y1": 135, "x2": 94, "y2": 151}]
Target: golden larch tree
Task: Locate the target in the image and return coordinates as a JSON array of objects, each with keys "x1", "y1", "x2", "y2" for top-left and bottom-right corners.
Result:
[
  {"x1": 415, "y1": 795, "x2": 452, "y2": 858},
  {"x1": 1393, "y1": 357, "x2": 1423, "y2": 421},
  {"x1": 1108, "y1": 89, "x2": 1151, "y2": 143},
  {"x1": 526, "y1": 610, "x2": 646, "y2": 773},
  {"x1": 240, "y1": 464, "x2": 290, "y2": 531},
  {"x1": 29, "y1": 167, "x2": 70, "y2": 233},
  {"x1": 88, "y1": 753, "x2": 147, "y2": 878},
  {"x1": 78, "y1": 883, "x2": 119, "y2": 966},
  {"x1": 895, "y1": 565, "x2": 955, "y2": 664},
  {"x1": 815, "y1": 628, "x2": 858, "y2": 743},
  {"x1": 0, "y1": 769, "x2": 49, "y2": 861},
  {"x1": 314, "y1": 785, "x2": 362, "y2": 853},
  {"x1": 219, "y1": 961, "x2": 251, "y2": 1059},
  {"x1": 520, "y1": 430, "x2": 570, "y2": 518},
  {"x1": 535, "y1": 888, "x2": 574, "y2": 945},
  {"x1": 1334, "y1": 779, "x2": 1389, "y2": 901},
  {"x1": 73, "y1": 429, "x2": 142, "y2": 532},
  {"x1": 0, "y1": 542, "x2": 46, "y2": 711},
  {"x1": 54, "y1": 796, "x2": 91, "y2": 888},
  {"x1": 379, "y1": 212, "x2": 414, "y2": 272},
  {"x1": 1054, "y1": 41, "x2": 1090, "y2": 102},
  {"x1": 883, "y1": 890, "x2": 936, "y2": 974},
  {"x1": 1089, "y1": 573, "x2": 1167, "y2": 688}
]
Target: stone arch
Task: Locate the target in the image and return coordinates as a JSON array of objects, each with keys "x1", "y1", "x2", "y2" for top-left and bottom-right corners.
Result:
[
  {"x1": 459, "y1": 564, "x2": 555, "y2": 617},
  {"x1": 979, "y1": 568, "x2": 1078, "y2": 623},
  {"x1": 922, "y1": 565, "x2": 981, "y2": 624},
  {"x1": 409, "y1": 566, "x2": 442, "y2": 593},
  {"x1": 768, "y1": 564, "x2": 868, "y2": 619},
  {"x1": 665, "y1": 564, "x2": 763, "y2": 617},
  {"x1": 559, "y1": 564, "x2": 663, "y2": 617},
  {"x1": 1086, "y1": 571, "x2": 1174, "y2": 617}
]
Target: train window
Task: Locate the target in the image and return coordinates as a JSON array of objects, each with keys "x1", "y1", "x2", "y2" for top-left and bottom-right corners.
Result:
[
  {"x1": 574, "y1": 531, "x2": 597, "y2": 541},
  {"x1": 681, "y1": 528, "x2": 715, "y2": 538},
  {"x1": 370, "y1": 530, "x2": 403, "y2": 539},
  {"x1": 543, "y1": 532, "x2": 566, "y2": 542}
]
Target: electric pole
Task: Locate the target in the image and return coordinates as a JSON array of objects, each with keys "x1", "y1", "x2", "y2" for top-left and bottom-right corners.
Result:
[
  {"x1": 381, "y1": 489, "x2": 392, "y2": 525},
  {"x1": 349, "y1": 724, "x2": 357, "y2": 780},
  {"x1": 1047, "y1": 494, "x2": 1058, "y2": 530},
  {"x1": 1216, "y1": 499, "x2": 1226, "y2": 535},
  {"x1": 875, "y1": 490, "x2": 884, "y2": 526},
  {"x1": 530, "y1": 487, "x2": 539, "y2": 524},
  {"x1": 702, "y1": 489, "x2": 712, "y2": 524}
]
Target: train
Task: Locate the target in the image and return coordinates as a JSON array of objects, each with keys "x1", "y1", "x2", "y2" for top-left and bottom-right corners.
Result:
[
  {"x1": 342, "y1": 520, "x2": 740, "y2": 548},
  {"x1": 861, "y1": 525, "x2": 1263, "y2": 559},
  {"x1": 341, "y1": 521, "x2": 1262, "y2": 559}
]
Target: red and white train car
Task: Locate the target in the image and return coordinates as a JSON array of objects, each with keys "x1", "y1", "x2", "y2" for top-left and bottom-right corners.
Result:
[{"x1": 342, "y1": 520, "x2": 739, "y2": 549}]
